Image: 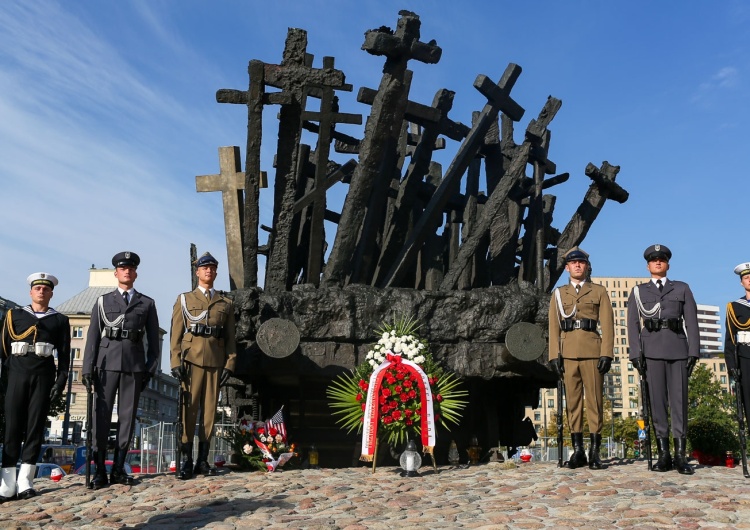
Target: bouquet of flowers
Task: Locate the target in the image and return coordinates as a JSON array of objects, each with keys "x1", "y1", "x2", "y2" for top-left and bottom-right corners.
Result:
[
  {"x1": 222, "y1": 411, "x2": 299, "y2": 472},
  {"x1": 327, "y1": 315, "x2": 468, "y2": 461}
]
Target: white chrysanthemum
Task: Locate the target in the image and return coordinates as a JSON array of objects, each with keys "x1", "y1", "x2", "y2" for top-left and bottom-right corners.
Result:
[
  {"x1": 390, "y1": 330, "x2": 397, "y2": 337},
  {"x1": 414, "y1": 355, "x2": 425, "y2": 364},
  {"x1": 394, "y1": 342, "x2": 403, "y2": 353},
  {"x1": 384, "y1": 340, "x2": 393, "y2": 350},
  {"x1": 418, "y1": 343, "x2": 425, "y2": 350},
  {"x1": 382, "y1": 332, "x2": 389, "y2": 340},
  {"x1": 369, "y1": 359, "x2": 377, "y2": 368},
  {"x1": 366, "y1": 351, "x2": 374, "y2": 360}
]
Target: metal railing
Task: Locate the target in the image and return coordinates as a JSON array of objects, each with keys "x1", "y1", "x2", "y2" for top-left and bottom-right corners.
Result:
[{"x1": 137, "y1": 422, "x2": 234, "y2": 474}]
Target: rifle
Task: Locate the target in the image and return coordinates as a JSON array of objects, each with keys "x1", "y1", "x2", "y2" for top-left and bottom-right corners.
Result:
[
  {"x1": 175, "y1": 353, "x2": 189, "y2": 477},
  {"x1": 732, "y1": 349, "x2": 750, "y2": 478},
  {"x1": 557, "y1": 359, "x2": 565, "y2": 468},
  {"x1": 638, "y1": 330, "x2": 654, "y2": 471},
  {"x1": 85, "y1": 373, "x2": 94, "y2": 489}
]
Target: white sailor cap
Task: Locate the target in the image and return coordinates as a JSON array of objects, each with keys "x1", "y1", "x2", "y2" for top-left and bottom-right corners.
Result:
[
  {"x1": 734, "y1": 262, "x2": 750, "y2": 277},
  {"x1": 27, "y1": 272, "x2": 59, "y2": 289}
]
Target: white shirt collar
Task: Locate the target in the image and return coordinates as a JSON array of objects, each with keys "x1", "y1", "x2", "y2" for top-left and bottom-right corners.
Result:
[
  {"x1": 652, "y1": 278, "x2": 668, "y2": 287},
  {"x1": 198, "y1": 286, "x2": 215, "y2": 298}
]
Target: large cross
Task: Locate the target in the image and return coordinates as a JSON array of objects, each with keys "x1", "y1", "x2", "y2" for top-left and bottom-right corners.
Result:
[
  {"x1": 196, "y1": 146, "x2": 267, "y2": 290},
  {"x1": 322, "y1": 11, "x2": 441, "y2": 287}
]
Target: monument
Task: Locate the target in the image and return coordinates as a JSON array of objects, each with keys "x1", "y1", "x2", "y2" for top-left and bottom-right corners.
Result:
[{"x1": 199, "y1": 10, "x2": 628, "y2": 466}]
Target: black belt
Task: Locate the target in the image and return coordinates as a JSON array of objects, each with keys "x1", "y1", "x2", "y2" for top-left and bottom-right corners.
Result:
[
  {"x1": 644, "y1": 318, "x2": 683, "y2": 333},
  {"x1": 103, "y1": 327, "x2": 144, "y2": 341},
  {"x1": 561, "y1": 318, "x2": 598, "y2": 332},
  {"x1": 187, "y1": 324, "x2": 224, "y2": 339}
]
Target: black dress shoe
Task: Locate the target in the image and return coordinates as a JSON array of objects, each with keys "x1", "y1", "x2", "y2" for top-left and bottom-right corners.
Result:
[
  {"x1": 110, "y1": 468, "x2": 135, "y2": 486},
  {"x1": 193, "y1": 460, "x2": 216, "y2": 476},
  {"x1": 0, "y1": 495, "x2": 14, "y2": 503},
  {"x1": 92, "y1": 471, "x2": 109, "y2": 490},
  {"x1": 178, "y1": 460, "x2": 194, "y2": 480},
  {"x1": 16, "y1": 488, "x2": 36, "y2": 500}
]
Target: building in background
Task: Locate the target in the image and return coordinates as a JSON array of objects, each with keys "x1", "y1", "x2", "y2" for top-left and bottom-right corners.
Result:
[
  {"x1": 52, "y1": 267, "x2": 176, "y2": 445},
  {"x1": 527, "y1": 277, "x2": 729, "y2": 440},
  {"x1": 0, "y1": 295, "x2": 19, "y2": 320}
]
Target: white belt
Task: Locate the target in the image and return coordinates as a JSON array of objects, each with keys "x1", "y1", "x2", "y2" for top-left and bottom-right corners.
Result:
[
  {"x1": 10, "y1": 342, "x2": 54, "y2": 357},
  {"x1": 739, "y1": 331, "x2": 750, "y2": 345}
]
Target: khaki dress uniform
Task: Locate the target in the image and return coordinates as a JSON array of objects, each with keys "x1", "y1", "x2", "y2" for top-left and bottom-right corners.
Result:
[
  {"x1": 549, "y1": 282, "x2": 615, "y2": 435},
  {"x1": 170, "y1": 287, "x2": 236, "y2": 475}
]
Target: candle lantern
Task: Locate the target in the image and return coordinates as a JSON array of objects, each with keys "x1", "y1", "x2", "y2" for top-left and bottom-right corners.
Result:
[
  {"x1": 448, "y1": 440, "x2": 460, "y2": 465},
  {"x1": 400, "y1": 440, "x2": 422, "y2": 477},
  {"x1": 727, "y1": 451, "x2": 736, "y2": 468},
  {"x1": 467, "y1": 436, "x2": 481, "y2": 465},
  {"x1": 309, "y1": 444, "x2": 319, "y2": 469}
]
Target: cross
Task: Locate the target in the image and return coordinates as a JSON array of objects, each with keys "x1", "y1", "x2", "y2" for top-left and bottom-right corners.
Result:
[
  {"x1": 196, "y1": 146, "x2": 268, "y2": 290},
  {"x1": 299, "y1": 56, "x2": 361, "y2": 286},
  {"x1": 381, "y1": 63, "x2": 526, "y2": 288},
  {"x1": 322, "y1": 11, "x2": 441, "y2": 287}
]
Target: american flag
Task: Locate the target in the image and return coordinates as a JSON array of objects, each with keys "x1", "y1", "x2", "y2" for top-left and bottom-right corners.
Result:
[{"x1": 267, "y1": 406, "x2": 287, "y2": 442}]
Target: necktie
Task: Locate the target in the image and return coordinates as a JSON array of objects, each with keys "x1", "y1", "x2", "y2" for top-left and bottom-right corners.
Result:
[
  {"x1": 575, "y1": 284, "x2": 581, "y2": 295},
  {"x1": 123, "y1": 291, "x2": 130, "y2": 305},
  {"x1": 656, "y1": 280, "x2": 663, "y2": 292},
  {"x1": 205, "y1": 290, "x2": 211, "y2": 301}
]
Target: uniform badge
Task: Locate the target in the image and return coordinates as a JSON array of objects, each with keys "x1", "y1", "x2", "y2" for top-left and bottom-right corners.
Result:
[
  {"x1": 125, "y1": 252, "x2": 131, "y2": 258},
  {"x1": 654, "y1": 245, "x2": 661, "y2": 251}
]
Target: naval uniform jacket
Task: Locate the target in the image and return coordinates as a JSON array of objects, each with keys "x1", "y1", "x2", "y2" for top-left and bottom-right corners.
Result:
[
  {"x1": 1, "y1": 306, "x2": 70, "y2": 385},
  {"x1": 725, "y1": 298, "x2": 750, "y2": 372},
  {"x1": 169, "y1": 288, "x2": 236, "y2": 372},
  {"x1": 548, "y1": 282, "x2": 614, "y2": 361},
  {"x1": 626, "y1": 279, "x2": 699, "y2": 362},
  {"x1": 82, "y1": 289, "x2": 160, "y2": 377}
]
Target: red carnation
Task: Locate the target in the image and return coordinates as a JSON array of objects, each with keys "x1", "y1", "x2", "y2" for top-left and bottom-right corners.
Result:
[
  {"x1": 358, "y1": 379, "x2": 368, "y2": 390},
  {"x1": 269, "y1": 427, "x2": 279, "y2": 437},
  {"x1": 356, "y1": 392, "x2": 363, "y2": 402},
  {"x1": 404, "y1": 409, "x2": 413, "y2": 418},
  {"x1": 257, "y1": 427, "x2": 265, "y2": 435},
  {"x1": 400, "y1": 393, "x2": 409, "y2": 402},
  {"x1": 406, "y1": 419, "x2": 413, "y2": 426},
  {"x1": 408, "y1": 389, "x2": 416, "y2": 399},
  {"x1": 392, "y1": 410, "x2": 402, "y2": 420},
  {"x1": 361, "y1": 403, "x2": 366, "y2": 411},
  {"x1": 403, "y1": 380, "x2": 413, "y2": 389},
  {"x1": 436, "y1": 394, "x2": 443, "y2": 402},
  {"x1": 381, "y1": 388, "x2": 392, "y2": 398},
  {"x1": 394, "y1": 385, "x2": 403, "y2": 394},
  {"x1": 396, "y1": 372, "x2": 405, "y2": 381}
]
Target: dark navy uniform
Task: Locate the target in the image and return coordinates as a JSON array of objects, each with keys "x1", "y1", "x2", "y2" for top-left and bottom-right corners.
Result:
[
  {"x1": 0, "y1": 273, "x2": 70, "y2": 500},
  {"x1": 724, "y1": 262, "x2": 750, "y2": 435},
  {"x1": 627, "y1": 244, "x2": 699, "y2": 474},
  {"x1": 82, "y1": 252, "x2": 159, "y2": 488}
]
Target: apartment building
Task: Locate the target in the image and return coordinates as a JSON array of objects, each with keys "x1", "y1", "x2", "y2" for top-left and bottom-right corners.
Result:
[
  {"x1": 51, "y1": 267, "x2": 177, "y2": 444},
  {"x1": 527, "y1": 277, "x2": 729, "y2": 438}
]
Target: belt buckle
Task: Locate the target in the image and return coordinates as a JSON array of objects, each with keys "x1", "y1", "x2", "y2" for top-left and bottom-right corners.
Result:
[
  {"x1": 204, "y1": 326, "x2": 214, "y2": 335},
  {"x1": 121, "y1": 329, "x2": 130, "y2": 339},
  {"x1": 573, "y1": 320, "x2": 582, "y2": 330}
]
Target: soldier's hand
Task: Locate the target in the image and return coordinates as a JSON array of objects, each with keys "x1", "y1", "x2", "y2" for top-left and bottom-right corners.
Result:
[
  {"x1": 141, "y1": 374, "x2": 151, "y2": 391},
  {"x1": 550, "y1": 358, "x2": 564, "y2": 378},
  {"x1": 171, "y1": 368, "x2": 182, "y2": 382},
  {"x1": 687, "y1": 357, "x2": 698, "y2": 377},
  {"x1": 49, "y1": 382, "x2": 64, "y2": 401},
  {"x1": 82, "y1": 374, "x2": 93, "y2": 393},
  {"x1": 730, "y1": 367, "x2": 742, "y2": 380},
  {"x1": 597, "y1": 357, "x2": 613, "y2": 375},
  {"x1": 632, "y1": 358, "x2": 645, "y2": 375},
  {"x1": 220, "y1": 369, "x2": 233, "y2": 387}
]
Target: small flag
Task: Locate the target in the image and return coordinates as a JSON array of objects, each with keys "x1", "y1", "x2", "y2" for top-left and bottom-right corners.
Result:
[{"x1": 267, "y1": 406, "x2": 287, "y2": 442}]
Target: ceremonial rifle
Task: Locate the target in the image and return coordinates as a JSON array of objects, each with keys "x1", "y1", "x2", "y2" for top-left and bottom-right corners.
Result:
[
  {"x1": 85, "y1": 373, "x2": 94, "y2": 489},
  {"x1": 732, "y1": 347, "x2": 750, "y2": 478},
  {"x1": 637, "y1": 328, "x2": 654, "y2": 471},
  {"x1": 175, "y1": 352, "x2": 189, "y2": 477},
  {"x1": 556, "y1": 361, "x2": 565, "y2": 468}
]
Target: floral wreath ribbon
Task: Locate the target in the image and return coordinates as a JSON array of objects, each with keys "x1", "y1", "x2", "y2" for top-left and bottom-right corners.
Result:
[{"x1": 360, "y1": 353, "x2": 436, "y2": 461}]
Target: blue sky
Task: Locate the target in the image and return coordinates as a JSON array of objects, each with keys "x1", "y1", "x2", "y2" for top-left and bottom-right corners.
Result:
[{"x1": 2, "y1": 1, "x2": 748, "y2": 369}]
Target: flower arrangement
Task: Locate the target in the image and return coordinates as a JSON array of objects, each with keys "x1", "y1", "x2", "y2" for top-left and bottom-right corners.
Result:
[
  {"x1": 327, "y1": 315, "x2": 468, "y2": 459},
  {"x1": 221, "y1": 416, "x2": 299, "y2": 472}
]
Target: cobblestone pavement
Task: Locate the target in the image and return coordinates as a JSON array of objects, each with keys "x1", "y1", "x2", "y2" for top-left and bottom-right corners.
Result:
[{"x1": 1, "y1": 458, "x2": 750, "y2": 529}]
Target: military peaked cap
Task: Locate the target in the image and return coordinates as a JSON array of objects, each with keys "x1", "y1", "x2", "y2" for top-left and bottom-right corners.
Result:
[
  {"x1": 112, "y1": 251, "x2": 140, "y2": 268},
  {"x1": 643, "y1": 244, "x2": 671, "y2": 262},
  {"x1": 27, "y1": 272, "x2": 58, "y2": 290}
]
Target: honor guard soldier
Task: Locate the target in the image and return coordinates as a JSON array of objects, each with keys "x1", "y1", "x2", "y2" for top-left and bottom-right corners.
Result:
[
  {"x1": 548, "y1": 247, "x2": 614, "y2": 469},
  {"x1": 0, "y1": 273, "x2": 70, "y2": 501},
  {"x1": 627, "y1": 244, "x2": 699, "y2": 474},
  {"x1": 170, "y1": 252, "x2": 236, "y2": 480},
  {"x1": 725, "y1": 263, "x2": 750, "y2": 443},
  {"x1": 82, "y1": 252, "x2": 160, "y2": 489}
]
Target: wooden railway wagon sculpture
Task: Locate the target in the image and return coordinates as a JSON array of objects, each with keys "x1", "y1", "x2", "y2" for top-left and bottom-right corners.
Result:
[{"x1": 197, "y1": 10, "x2": 628, "y2": 466}]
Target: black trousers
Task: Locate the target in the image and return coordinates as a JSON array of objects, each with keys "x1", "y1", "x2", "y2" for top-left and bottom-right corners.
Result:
[
  {"x1": 2, "y1": 367, "x2": 54, "y2": 467},
  {"x1": 738, "y1": 357, "x2": 750, "y2": 428},
  {"x1": 93, "y1": 370, "x2": 143, "y2": 454}
]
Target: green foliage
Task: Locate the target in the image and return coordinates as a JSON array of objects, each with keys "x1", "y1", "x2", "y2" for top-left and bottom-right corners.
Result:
[
  {"x1": 687, "y1": 416, "x2": 739, "y2": 457},
  {"x1": 686, "y1": 364, "x2": 738, "y2": 457}
]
